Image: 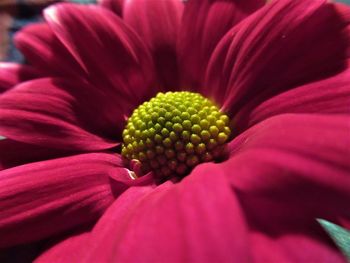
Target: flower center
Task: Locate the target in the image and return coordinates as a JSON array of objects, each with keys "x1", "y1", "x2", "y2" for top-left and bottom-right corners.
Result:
[{"x1": 121, "y1": 91, "x2": 231, "y2": 180}]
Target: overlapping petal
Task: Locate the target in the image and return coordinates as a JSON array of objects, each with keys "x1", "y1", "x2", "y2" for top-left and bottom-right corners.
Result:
[
  {"x1": 0, "y1": 63, "x2": 41, "y2": 93},
  {"x1": 44, "y1": 3, "x2": 157, "y2": 109},
  {"x1": 36, "y1": 165, "x2": 250, "y2": 262},
  {"x1": 35, "y1": 186, "x2": 154, "y2": 263},
  {"x1": 123, "y1": 0, "x2": 184, "y2": 89},
  {"x1": 1, "y1": 0, "x2": 349, "y2": 261},
  {"x1": 178, "y1": 0, "x2": 264, "y2": 90},
  {"x1": 15, "y1": 23, "x2": 85, "y2": 79},
  {"x1": 235, "y1": 68, "x2": 350, "y2": 130},
  {"x1": 0, "y1": 78, "x2": 118, "y2": 150},
  {"x1": 223, "y1": 114, "x2": 350, "y2": 261},
  {"x1": 205, "y1": 0, "x2": 350, "y2": 117},
  {"x1": 0, "y1": 153, "x2": 130, "y2": 248}
]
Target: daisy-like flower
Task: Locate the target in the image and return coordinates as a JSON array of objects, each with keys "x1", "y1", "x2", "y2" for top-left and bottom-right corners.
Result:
[{"x1": 0, "y1": 0, "x2": 350, "y2": 261}]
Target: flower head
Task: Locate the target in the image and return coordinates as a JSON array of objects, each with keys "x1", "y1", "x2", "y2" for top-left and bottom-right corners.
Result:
[{"x1": 0, "y1": 0, "x2": 350, "y2": 262}]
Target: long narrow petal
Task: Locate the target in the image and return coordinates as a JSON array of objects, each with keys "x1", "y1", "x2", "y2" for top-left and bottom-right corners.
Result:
[
  {"x1": 235, "y1": 68, "x2": 350, "y2": 131},
  {"x1": 178, "y1": 0, "x2": 264, "y2": 90},
  {"x1": 15, "y1": 23, "x2": 85, "y2": 79},
  {"x1": 36, "y1": 165, "x2": 250, "y2": 262},
  {"x1": 0, "y1": 63, "x2": 41, "y2": 93},
  {"x1": 223, "y1": 114, "x2": 350, "y2": 261},
  {"x1": 205, "y1": 0, "x2": 350, "y2": 117},
  {"x1": 44, "y1": 3, "x2": 157, "y2": 110},
  {"x1": 0, "y1": 78, "x2": 117, "y2": 151},
  {"x1": 123, "y1": 0, "x2": 184, "y2": 89},
  {"x1": 0, "y1": 153, "x2": 130, "y2": 248}
]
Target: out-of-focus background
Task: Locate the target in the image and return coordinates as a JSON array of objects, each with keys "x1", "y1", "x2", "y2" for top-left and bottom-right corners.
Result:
[
  {"x1": 0, "y1": 0, "x2": 350, "y2": 63},
  {"x1": 0, "y1": 0, "x2": 96, "y2": 62}
]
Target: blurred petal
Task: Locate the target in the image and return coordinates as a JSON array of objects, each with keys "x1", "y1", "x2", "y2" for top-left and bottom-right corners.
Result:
[
  {"x1": 0, "y1": 78, "x2": 117, "y2": 151},
  {"x1": 98, "y1": 0, "x2": 124, "y2": 16},
  {"x1": 223, "y1": 114, "x2": 350, "y2": 261},
  {"x1": 178, "y1": 0, "x2": 264, "y2": 90},
  {"x1": 37, "y1": 165, "x2": 250, "y2": 262},
  {"x1": 124, "y1": 0, "x2": 184, "y2": 89},
  {"x1": 0, "y1": 153, "x2": 130, "y2": 248},
  {"x1": 235, "y1": 68, "x2": 350, "y2": 130},
  {"x1": 205, "y1": 0, "x2": 350, "y2": 117},
  {"x1": 44, "y1": 3, "x2": 156, "y2": 111},
  {"x1": 0, "y1": 63, "x2": 41, "y2": 93},
  {"x1": 15, "y1": 23, "x2": 85, "y2": 79}
]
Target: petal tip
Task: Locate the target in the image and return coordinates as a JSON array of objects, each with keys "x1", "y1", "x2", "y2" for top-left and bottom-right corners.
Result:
[{"x1": 44, "y1": 5, "x2": 60, "y2": 24}]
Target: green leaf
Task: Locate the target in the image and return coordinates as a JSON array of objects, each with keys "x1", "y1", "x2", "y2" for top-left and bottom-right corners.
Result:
[{"x1": 317, "y1": 219, "x2": 350, "y2": 261}]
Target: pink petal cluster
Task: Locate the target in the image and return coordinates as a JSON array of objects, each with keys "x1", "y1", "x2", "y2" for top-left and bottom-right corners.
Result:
[{"x1": 0, "y1": 0, "x2": 350, "y2": 262}]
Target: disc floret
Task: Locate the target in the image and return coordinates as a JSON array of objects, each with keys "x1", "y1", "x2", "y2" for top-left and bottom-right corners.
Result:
[{"x1": 122, "y1": 91, "x2": 231, "y2": 179}]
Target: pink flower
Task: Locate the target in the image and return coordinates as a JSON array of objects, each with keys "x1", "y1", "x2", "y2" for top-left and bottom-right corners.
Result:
[{"x1": 0, "y1": 0, "x2": 350, "y2": 261}]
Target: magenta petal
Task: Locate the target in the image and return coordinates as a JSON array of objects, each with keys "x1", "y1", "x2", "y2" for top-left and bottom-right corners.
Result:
[
  {"x1": 124, "y1": 0, "x2": 183, "y2": 90},
  {"x1": 178, "y1": 0, "x2": 264, "y2": 90},
  {"x1": 15, "y1": 23, "x2": 85, "y2": 79},
  {"x1": 235, "y1": 68, "x2": 350, "y2": 130},
  {"x1": 98, "y1": 0, "x2": 124, "y2": 16},
  {"x1": 0, "y1": 78, "x2": 117, "y2": 151},
  {"x1": 44, "y1": 3, "x2": 156, "y2": 108},
  {"x1": 35, "y1": 187, "x2": 153, "y2": 263},
  {"x1": 223, "y1": 114, "x2": 350, "y2": 261},
  {"x1": 37, "y1": 165, "x2": 250, "y2": 262},
  {"x1": 0, "y1": 63, "x2": 41, "y2": 93},
  {"x1": 205, "y1": 0, "x2": 350, "y2": 116},
  {"x1": 0, "y1": 153, "x2": 130, "y2": 248}
]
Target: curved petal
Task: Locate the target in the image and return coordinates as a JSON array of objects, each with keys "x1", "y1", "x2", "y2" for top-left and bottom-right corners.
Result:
[
  {"x1": 235, "y1": 68, "x2": 350, "y2": 131},
  {"x1": 123, "y1": 0, "x2": 184, "y2": 90},
  {"x1": 15, "y1": 23, "x2": 85, "y2": 79},
  {"x1": 0, "y1": 78, "x2": 118, "y2": 151},
  {"x1": 35, "y1": 187, "x2": 153, "y2": 263},
  {"x1": 0, "y1": 63, "x2": 41, "y2": 93},
  {"x1": 205, "y1": 0, "x2": 350, "y2": 117},
  {"x1": 44, "y1": 3, "x2": 157, "y2": 110},
  {"x1": 178, "y1": 0, "x2": 264, "y2": 90},
  {"x1": 36, "y1": 165, "x2": 250, "y2": 262},
  {"x1": 98, "y1": 0, "x2": 124, "y2": 16},
  {"x1": 0, "y1": 153, "x2": 130, "y2": 248},
  {"x1": 222, "y1": 114, "x2": 350, "y2": 261}
]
